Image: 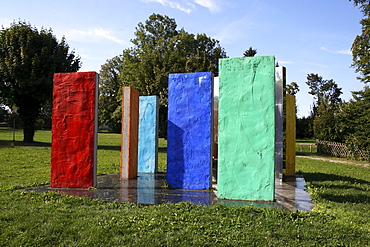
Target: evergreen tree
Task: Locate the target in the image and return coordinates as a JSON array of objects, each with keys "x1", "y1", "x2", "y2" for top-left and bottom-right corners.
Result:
[
  {"x1": 243, "y1": 47, "x2": 257, "y2": 57},
  {"x1": 339, "y1": 86, "x2": 370, "y2": 159},
  {"x1": 305, "y1": 73, "x2": 342, "y2": 141}
]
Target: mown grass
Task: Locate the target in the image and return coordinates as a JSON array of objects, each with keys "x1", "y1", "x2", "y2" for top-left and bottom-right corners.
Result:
[{"x1": 1, "y1": 128, "x2": 369, "y2": 246}]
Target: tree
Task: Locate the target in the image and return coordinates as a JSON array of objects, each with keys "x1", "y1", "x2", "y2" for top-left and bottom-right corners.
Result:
[
  {"x1": 350, "y1": 0, "x2": 370, "y2": 83},
  {"x1": 350, "y1": 0, "x2": 370, "y2": 16},
  {"x1": 305, "y1": 73, "x2": 343, "y2": 140},
  {"x1": 0, "y1": 21, "x2": 81, "y2": 142},
  {"x1": 98, "y1": 56, "x2": 123, "y2": 132},
  {"x1": 296, "y1": 115, "x2": 314, "y2": 139},
  {"x1": 0, "y1": 104, "x2": 10, "y2": 123},
  {"x1": 243, "y1": 47, "x2": 257, "y2": 57},
  {"x1": 338, "y1": 86, "x2": 370, "y2": 159},
  {"x1": 305, "y1": 73, "x2": 342, "y2": 116},
  {"x1": 314, "y1": 96, "x2": 344, "y2": 142},
  {"x1": 284, "y1": 82, "x2": 300, "y2": 95},
  {"x1": 351, "y1": 18, "x2": 370, "y2": 83},
  {"x1": 117, "y1": 13, "x2": 227, "y2": 136}
]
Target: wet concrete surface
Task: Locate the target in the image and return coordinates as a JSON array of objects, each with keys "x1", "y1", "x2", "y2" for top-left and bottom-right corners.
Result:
[{"x1": 26, "y1": 173, "x2": 313, "y2": 211}]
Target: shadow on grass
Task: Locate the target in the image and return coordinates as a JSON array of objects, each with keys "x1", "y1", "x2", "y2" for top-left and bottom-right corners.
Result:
[
  {"x1": 158, "y1": 147, "x2": 167, "y2": 153},
  {"x1": 302, "y1": 172, "x2": 370, "y2": 203},
  {"x1": 0, "y1": 140, "x2": 51, "y2": 147},
  {"x1": 98, "y1": 145, "x2": 120, "y2": 151}
]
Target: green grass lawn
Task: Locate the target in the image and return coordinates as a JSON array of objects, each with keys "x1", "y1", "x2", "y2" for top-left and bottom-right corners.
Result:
[{"x1": 0, "y1": 128, "x2": 369, "y2": 246}]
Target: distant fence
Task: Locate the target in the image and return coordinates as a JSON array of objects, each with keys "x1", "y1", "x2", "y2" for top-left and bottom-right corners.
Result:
[
  {"x1": 316, "y1": 140, "x2": 370, "y2": 161},
  {"x1": 296, "y1": 143, "x2": 316, "y2": 153}
]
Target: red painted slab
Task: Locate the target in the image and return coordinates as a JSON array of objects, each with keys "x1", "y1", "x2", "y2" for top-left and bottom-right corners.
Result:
[{"x1": 51, "y1": 72, "x2": 98, "y2": 188}]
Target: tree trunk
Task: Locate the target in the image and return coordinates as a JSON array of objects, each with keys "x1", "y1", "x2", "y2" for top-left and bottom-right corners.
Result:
[
  {"x1": 23, "y1": 119, "x2": 35, "y2": 143},
  {"x1": 16, "y1": 96, "x2": 42, "y2": 143}
]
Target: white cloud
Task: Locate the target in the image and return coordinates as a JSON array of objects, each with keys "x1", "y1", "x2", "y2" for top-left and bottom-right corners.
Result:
[
  {"x1": 141, "y1": 0, "x2": 224, "y2": 13},
  {"x1": 193, "y1": 0, "x2": 222, "y2": 13},
  {"x1": 278, "y1": 60, "x2": 294, "y2": 65},
  {"x1": 320, "y1": 46, "x2": 351, "y2": 55},
  {"x1": 142, "y1": 0, "x2": 193, "y2": 14},
  {"x1": 66, "y1": 28, "x2": 128, "y2": 45},
  {"x1": 214, "y1": 16, "x2": 254, "y2": 44}
]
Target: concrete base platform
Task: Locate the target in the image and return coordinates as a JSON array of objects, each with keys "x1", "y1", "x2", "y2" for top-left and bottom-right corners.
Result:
[{"x1": 26, "y1": 173, "x2": 313, "y2": 211}]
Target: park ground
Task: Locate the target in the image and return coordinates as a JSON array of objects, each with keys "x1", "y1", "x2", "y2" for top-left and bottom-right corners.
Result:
[{"x1": 0, "y1": 128, "x2": 369, "y2": 246}]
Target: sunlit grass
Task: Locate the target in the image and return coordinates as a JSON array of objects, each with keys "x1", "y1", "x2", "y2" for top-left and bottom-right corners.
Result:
[{"x1": 0, "y1": 129, "x2": 369, "y2": 245}]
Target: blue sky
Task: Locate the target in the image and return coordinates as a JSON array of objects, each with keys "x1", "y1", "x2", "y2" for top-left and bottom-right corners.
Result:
[{"x1": 1, "y1": 0, "x2": 365, "y2": 117}]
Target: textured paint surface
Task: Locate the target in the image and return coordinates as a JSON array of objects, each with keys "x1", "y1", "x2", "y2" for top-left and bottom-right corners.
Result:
[
  {"x1": 138, "y1": 96, "x2": 159, "y2": 173},
  {"x1": 121, "y1": 87, "x2": 139, "y2": 179},
  {"x1": 167, "y1": 72, "x2": 213, "y2": 190},
  {"x1": 275, "y1": 66, "x2": 285, "y2": 180},
  {"x1": 51, "y1": 72, "x2": 98, "y2": 188},
  {"x1": 285, "y1": 94, "x2": 296, "y2": 176},
  {"x1": 218, "y1": 56, "x2": 275, "y2": 201}
]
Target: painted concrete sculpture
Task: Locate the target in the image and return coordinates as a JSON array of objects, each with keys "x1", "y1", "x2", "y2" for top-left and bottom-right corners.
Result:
[
  {"x1": 121, "y1": 87, "x2": 139, "y2": 179},
  {"x1": 138, "y1": 96, "x2": 159, "y2": 173},
  {"x1": 217, "y1": 56, "x2": 276, "y2": 201},
  {"x1": 51, "y1": 72, "x2": 98, "y2": 188},
  {"x1": 167, "y1": 72, "x2": 213, "y2": 190}
]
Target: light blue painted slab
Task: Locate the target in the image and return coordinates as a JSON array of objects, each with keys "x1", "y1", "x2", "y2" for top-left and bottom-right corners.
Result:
[
  {"x1": 167, "y1": 72, "x2": 213, "y2": 190},
  {"x1": 138, "y1": 96, "x2": 159, "y2": 173},
  {"x1": 138, "y1": 174, "x2": 155, "y2": 204}
]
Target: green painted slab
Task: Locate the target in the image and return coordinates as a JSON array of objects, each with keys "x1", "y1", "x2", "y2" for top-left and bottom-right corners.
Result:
[{"x1": 217, "y1": 56, "x2": 275, "y2": 201}]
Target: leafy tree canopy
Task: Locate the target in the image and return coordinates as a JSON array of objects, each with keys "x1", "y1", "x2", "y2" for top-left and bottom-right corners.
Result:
[
  {"x1": 121, "y1": 14, "x2": 227, "y2": 106},
  {"x1": 351, "y1": 17, "x2": 370, "y2": 83},
  {"x1": 350, "y1": 0, "x2": 370, "y2": 83},
  {"x1": 98, "y1": 56, "x2": 123, "y2": 132},
  {"x1": 0, "y1": 21, "x2": 81, "y2": 142},
  {"x1": 99, "y1": 13, "x2": 227, "y2": 136}
]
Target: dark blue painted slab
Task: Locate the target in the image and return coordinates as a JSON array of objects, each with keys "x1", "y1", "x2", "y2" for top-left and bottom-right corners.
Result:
[
  {"x1": 138, "y1": 96, "x2": 159, "y2": 173},
  {"x1": 167, "y1": 72, "x2": 213, "y2": 190}
]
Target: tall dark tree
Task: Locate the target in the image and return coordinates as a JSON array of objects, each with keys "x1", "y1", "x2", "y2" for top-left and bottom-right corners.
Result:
[
  {"x1": 0, "y1": 21, "x2": 81, "y2": 142},
  {"x1": 305, "y1": 73, "x2": 343, "y2": 141},
  {"x1": 305, "y1": 73, "x2": 342, "y2": 116},
  {"x1": 117, "y1": 13, "x2": 227, "y2": 136},
  {"x1": 243, "y1": 47, "x2": 257, "y2": 57}
]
